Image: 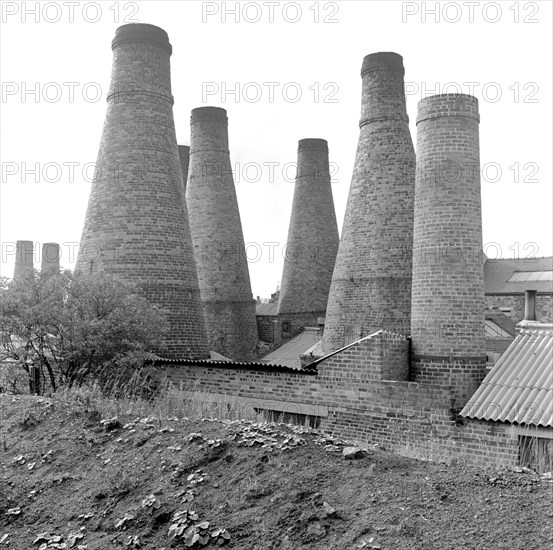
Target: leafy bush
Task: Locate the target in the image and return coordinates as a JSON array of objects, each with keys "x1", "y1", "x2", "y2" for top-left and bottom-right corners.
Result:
[{"x1": 0, "y1": 270, "x2": 168, "y2": 393}]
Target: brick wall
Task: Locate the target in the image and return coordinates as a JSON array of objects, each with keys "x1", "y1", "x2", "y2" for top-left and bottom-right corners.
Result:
[
  {"x1": 278, "y1": 311, "x2": 324, "y2": 338},
  {"x1": 486, "y1": 294, "x2": 553, "y2": 324},
  {"x1": 256, "y1": 315, "x2": 281, "y2": 344},
  {"x1": 160, "y1": 331, "x2": 545, "y2": 469},
  {"x1": 485, "y1": 337, "x2": 513, "y2": 355}
]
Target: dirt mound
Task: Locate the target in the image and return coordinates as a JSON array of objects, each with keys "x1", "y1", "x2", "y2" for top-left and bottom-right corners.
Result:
[{"x1": 1, "y1": 395, "x2": 552, "y2": 549}]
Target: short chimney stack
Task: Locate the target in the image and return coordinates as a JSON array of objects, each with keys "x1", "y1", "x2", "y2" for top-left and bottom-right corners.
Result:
[{"x1": 523, "y1": 290, "x2": 537, "y2": 322}]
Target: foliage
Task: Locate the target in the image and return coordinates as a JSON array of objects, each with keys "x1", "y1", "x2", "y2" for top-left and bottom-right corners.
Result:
[{"x1": 0, "y1": 270, "x2": 168, "y2": 393}]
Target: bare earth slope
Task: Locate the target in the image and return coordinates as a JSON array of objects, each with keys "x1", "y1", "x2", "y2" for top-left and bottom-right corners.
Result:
[{"x1": 1, "y1": 395, "x2": 552, "y2": 549}]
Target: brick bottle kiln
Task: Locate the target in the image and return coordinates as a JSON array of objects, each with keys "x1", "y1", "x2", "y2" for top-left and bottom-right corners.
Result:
[
  {"x1": 277, "y1": 138, "x2": 339, "y2": 335},
  {"x1": 186, "y1": 106, "x2": 258, "y2": 361},
  {"x1": 76, "y1": 23, "x2": 209, "y2": 359},
  {"x1": 322, "y1": 52, "x2": 416, "y2": 353}
]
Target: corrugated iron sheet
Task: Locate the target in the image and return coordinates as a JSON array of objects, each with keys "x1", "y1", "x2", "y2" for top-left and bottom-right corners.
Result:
[
  {"x1": 152, "y1": 357, "x2": 316, "y2": 374},
  {"x1": 461, "y1": 327, "x2": 553, "y2": 427}
]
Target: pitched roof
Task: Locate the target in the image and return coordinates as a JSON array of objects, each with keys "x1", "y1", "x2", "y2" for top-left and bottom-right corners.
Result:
[
  {"x1": 460, "y1": 324, "x2": 553, "y2": 427},
  {"x1": 256, "y1": 302, "x2": 278, "y2": 316},
  {"x1": 485, "y1": 308, "x2": 517, "y2": 337},
  {"x1": 261, "y1": 328, "x2": 322, "y2": 370},
  {"x1": 484, "y1": 257, "x2": 553, "y2": 294}
]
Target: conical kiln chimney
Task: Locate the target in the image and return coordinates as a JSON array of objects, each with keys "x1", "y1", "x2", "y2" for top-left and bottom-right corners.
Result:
[
  {"x1": 322, "y1": 52, "x2": 416, "y2": 353},
  {"x1": 76, "y1": 23, "x2": 209, "y2": 359}
]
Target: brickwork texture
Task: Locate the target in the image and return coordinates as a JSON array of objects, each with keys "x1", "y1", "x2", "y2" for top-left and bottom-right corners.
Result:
[
  {"x1": 322, "y1": 52, "x2": 416, "y2": 353},
  {"x1": 278, "y1": 139, "x2": 339, "y2": 323},
  {"x1": 161, "y1": 331, "x2": 522, "y2": 469},
  {"x1": 486, "y1": 294, "x2": 553, "y2": 324},
  {"x1": 411, "y1": 94, "x2": 487, "y2": 406},
  {"x1": 75, "y1": 23, "x2": 209, "y2": 359},
  {"x1": 178, "y1": 145, "x2": 190, "y2": 195},
  {"x1": 186, "y1": 106, "x2": 258, "y2": 361}
]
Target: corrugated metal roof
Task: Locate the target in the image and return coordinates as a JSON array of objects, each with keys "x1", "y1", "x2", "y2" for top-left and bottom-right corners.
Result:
[
  {"x1": 261, "y1": 328, "x2": 322, "y2": 369},
  {"x1": 152, "y1": 356, "x2": 316, "y2": 374},
  {"x1": 484, "y1": 257, "x2": 553, "y2": 294},
  {"x1": 461, "y1": 325, "x2": 553, "y2": 427}
]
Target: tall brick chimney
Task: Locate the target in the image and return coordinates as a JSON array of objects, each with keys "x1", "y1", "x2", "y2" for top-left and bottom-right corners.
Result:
[
  {"x1": 186, "y1": 106, "x2": 258, "y2": 361},
  {"x1": 410, "y1": 93, "x2": 486, "y2": 406},
  {"x1": 178, "y1": 145, "x2": 190, "y2": 194},
  {"x1": 13, "y1": 240, "x2": 34, "y2": 280},
  {"x1": 41, "y1": 242, "x2": 60, "y2": 276},
  {"x1": 322, "y1": 52, "x2": 415, "y2": 353},
  {"x1": 277, "y1": 139, "x2": 339, "y2": 333},
  {"x1": 76, "y1": 23, "x2": 209, "y2": 359}
]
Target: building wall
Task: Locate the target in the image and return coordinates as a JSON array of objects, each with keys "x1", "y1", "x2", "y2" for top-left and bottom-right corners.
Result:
[
  {"x1": 160, "y1": 331, "x2": 537, "y2": 469},
  {"x1": 486, "y1": 294, "x2": 553, "y2": 324},
  {"x1": 278, "y1": 311, "x2": 324, "y2": 339},
  {"x1": 256, "y1": 315, "x2": 282, "y2": 345},
  {"x1": 485, "y1": 337, "x2": 513, "y2": 355}
]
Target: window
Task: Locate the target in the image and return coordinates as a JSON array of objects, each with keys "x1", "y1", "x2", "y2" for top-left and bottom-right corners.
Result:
[
  {"x1": 519, "y1": 435, "x2": 553, "y2": 473},
  {"x1": 508, "y1": 271, "x2": 553, "y2": 282},
  {"x1": 281, "y1": 321, "x2": 291, "y2": 337}
]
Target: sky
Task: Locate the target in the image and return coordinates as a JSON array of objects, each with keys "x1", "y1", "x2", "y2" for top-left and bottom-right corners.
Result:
[{"x1": 1, "y1": 0, "x2": 552, "y2": 298}]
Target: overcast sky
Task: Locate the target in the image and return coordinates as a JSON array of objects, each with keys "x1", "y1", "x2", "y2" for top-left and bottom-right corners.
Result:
[{"x1": 1, "y1": 0, "x2": 552, "y2": 297}]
